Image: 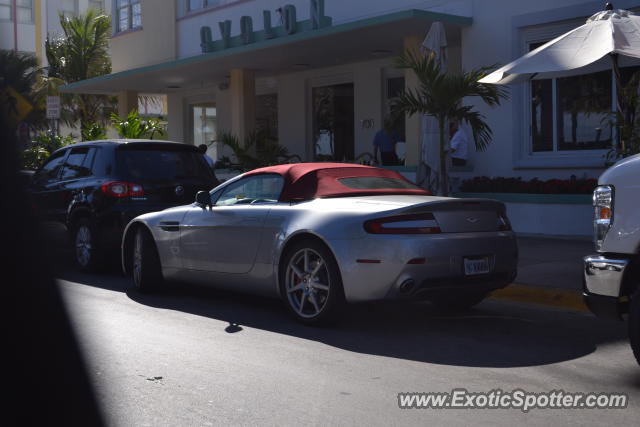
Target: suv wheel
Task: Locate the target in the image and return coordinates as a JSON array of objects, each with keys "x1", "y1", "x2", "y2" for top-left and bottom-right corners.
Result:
[
  {"x1": 73, "y1": 218, "x2": 101, "y2": 272},
  {"x1": 629, "y1": 287, "x2": 640, "y2": 366},
  {"x1": 132, "y1": 227, "x2": 163, "y2": 293}
]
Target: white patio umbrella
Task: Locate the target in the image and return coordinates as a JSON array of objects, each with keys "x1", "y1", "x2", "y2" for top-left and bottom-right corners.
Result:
[
  {"x1": 418, "y1": 21, "x2": 447, "y2": 192},
  {"x1": 479, "y1": 5, "x2": 640, "y2": 114}
]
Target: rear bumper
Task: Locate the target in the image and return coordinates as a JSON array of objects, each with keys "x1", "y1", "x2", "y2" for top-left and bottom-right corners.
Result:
[
  {"x1": 329, "y1": 231, "x2": 518, "y2": 302},
  {"x1": 386, "y1": 271, "x2": 515, "y2": 300},
  {"x1": 583, "y1": 254, "x2": 630, "y2": 320}
]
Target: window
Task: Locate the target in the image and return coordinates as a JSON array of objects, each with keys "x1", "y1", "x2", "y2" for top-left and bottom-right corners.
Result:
[
  {"x1": 60, "y1": 148, "x2": 94, "y2": 181},
  {"x1": 116, "y1": 146, "x2": 213, "y2": 182},
  {"x1": 61, "y1": 0, "x2": 77, "y2": 17},
  {"x1": 528, "y1": 41, "x2": 613, "y2": 154},
  {"x1": 215, "y1": 175, "x2": 284, "y2": 206},
  {"x1": 187, "y1": 0, "x2": 202, "y2": 11},
  {"x1": 191, "y1": 104, "x2": 216, "y2": 147},
  {"x1": 33, "y1": 150, "x2": 67, "y2": 186},
  {"x1": 17, "y1": 0, "x2": 32, "y2": 23},
  {"x1": 89, "y1": 0, "x2": 104, "y2": 11},
  {"x1": 189, "y1": 0, "x2": 223, "y2": 11},
  {"x1": 338, "y1": 177, "x2": 420, "y2": 190},
  {"x1": 116, "y1": 0, "x2": 141, "y2": 32},
  {"x1": 0, "y1": 0, "x2": 10, "y2": 21},
  {"x1": 0, "y1": 0, "x2": 33, "y2": 23}
]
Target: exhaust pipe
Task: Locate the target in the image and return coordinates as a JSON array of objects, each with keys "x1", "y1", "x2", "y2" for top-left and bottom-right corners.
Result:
[{"x1": 398, "y1": 279, "x2": 415, "y2": 294}]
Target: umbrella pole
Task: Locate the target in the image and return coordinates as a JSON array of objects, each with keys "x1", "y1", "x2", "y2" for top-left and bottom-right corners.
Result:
[{"x1": 611, "y1": 53, "x2": 626, "y2": 154}]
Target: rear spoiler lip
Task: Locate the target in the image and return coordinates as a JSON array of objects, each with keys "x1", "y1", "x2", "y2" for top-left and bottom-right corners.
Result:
[{"x1": 386, "y1": 197, "x2": 507, "y2": 216}]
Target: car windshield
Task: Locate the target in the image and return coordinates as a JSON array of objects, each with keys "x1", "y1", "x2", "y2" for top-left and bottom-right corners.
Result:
[
  {"x1": 338, "y1": 176, "x2": 421, "y2": 190},
  {"x1": 117, "y1": 146, "x2": 212, "y2": 182}
]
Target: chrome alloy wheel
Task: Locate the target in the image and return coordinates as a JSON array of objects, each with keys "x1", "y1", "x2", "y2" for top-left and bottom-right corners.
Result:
[
  {"x1": 133, "y1": 231, "x2": 143, "y2": 287},
  {"x1": 285, "y1": 248, "x2": 331, "y2": 318},
  {"x1": 75, "y1": 224, "x2": 92, "y2": 267}
]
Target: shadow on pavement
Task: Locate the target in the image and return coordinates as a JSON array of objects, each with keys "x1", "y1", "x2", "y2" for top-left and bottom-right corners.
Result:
[{"x1": 56, "y1": 265, "x2": 628, "y2": 369}]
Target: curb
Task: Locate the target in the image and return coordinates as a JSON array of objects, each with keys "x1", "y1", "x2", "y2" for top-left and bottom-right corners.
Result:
[{"x1": 489, "y1": 283, "x2": 587, "y2": 312}]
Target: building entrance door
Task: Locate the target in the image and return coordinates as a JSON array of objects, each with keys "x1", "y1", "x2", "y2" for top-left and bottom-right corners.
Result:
[
  {"x1": 190, "y1": 103, "x2": 217, "y2": 155},
  {"x1": 312, "y1": 83, "x2": 354, "y2": 162}
]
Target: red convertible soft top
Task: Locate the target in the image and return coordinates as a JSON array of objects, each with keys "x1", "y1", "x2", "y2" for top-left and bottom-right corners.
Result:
[{"x1": 244, "y1": 163, "x2": 430, "y2": 201}]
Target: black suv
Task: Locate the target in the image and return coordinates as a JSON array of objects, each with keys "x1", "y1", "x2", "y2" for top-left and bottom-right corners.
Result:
[{"x1": 29, "y1": 140, "x2": 219, "y2": 271}]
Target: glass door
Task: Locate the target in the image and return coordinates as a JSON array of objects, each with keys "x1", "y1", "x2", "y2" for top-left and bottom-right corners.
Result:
[
  {"x1": 312, "y1": 83, "x2": 354, "y2": 161},
  {"x1": 190, "y1": 103, "x2": 217, "y2": 157}
]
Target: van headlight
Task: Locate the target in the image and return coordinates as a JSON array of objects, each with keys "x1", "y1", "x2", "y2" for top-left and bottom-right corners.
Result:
[{"x1": 593, "y1": 185, "x2": 613, "y2": 251}]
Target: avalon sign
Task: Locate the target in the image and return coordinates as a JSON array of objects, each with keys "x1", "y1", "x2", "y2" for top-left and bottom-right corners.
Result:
[{"x1": 200, "y1": 0, "x2": 332, "y2": 53}]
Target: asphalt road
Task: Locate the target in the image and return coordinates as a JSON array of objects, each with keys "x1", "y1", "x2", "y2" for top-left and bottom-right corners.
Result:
[
  {"x1": 56, "y1": 266, "x2": 640, "y2": 426},
  {"x1": 516, "y1": 235, "x2": 594, "y2": 291}
]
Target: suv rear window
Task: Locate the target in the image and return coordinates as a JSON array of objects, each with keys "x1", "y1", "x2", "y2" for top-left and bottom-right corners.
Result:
[
  {"x1": 117, "y1": 145, "x2": 213, "y2": 182},
  {"x1": 338, "y1": 176, "x2": 420, "y2": 190}
]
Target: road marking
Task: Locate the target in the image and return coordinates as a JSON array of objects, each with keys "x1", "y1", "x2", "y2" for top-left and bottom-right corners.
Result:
[{"x1": 490, "y1": 283, "x2": 587, "y2": 312}]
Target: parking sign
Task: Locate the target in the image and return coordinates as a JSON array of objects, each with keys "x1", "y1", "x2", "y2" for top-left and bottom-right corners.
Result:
[{"x1": 46, "y1": 96, "x2": 61, "y2": 119}]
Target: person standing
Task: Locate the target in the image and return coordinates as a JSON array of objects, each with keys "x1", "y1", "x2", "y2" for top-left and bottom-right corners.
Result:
[
  {"x1": 372, "y1": 118, "x2": 400, "y2": 166},
  {"x1": 198, "y1": 143, "x2": 221, "y2": 186},
  {"x1": 448, "y1": 121, "x2": 469, "y2": 166},
  {"x1": 198, "y1": 144, "x2": 215, "y2": 169}
]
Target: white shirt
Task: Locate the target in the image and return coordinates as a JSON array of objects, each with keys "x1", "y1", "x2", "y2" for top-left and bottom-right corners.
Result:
[{"x1": 450, "y1": 129, "x2": 469, "y2": 160}]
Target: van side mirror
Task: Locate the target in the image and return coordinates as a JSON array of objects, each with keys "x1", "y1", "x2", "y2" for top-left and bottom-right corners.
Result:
[{"x1": 196, "y1": 191, "x2": 211, "y2": 208}]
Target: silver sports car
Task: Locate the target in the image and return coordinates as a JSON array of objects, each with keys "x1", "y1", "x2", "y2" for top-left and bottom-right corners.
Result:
[{"x1": 122, "y1": 163, "x2": 518, "y2": 324}]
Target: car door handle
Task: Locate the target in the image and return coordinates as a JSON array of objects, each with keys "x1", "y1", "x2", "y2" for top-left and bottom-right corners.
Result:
[{"x1": 160, "y1": 221, "x2": 180, "y2": 232}]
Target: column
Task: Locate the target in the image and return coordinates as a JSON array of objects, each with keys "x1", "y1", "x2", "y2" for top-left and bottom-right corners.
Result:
[
  {"x1": 403, "y1": 36, "x2": 422, "y2": 167},
  {"x1": 229, "y1": 68, "x2": 255, "y2": 148},
  {"x1": 117, "y1": 90, "x2": 138, "y2": 118},
  {"x1": 167, "y1": 93, "x2": 184, "y2": 142}
]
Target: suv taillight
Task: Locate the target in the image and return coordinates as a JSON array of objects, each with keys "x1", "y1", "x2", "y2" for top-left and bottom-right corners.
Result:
[
  {"x1": 101, "y1": 181, "x2": 145, "y2": 198},
  {"x1": 364, "y1": 213, "x2": 441, "y2": 234},
  {"x1": 593, "y1": 185, "x2": 613, "y2": 251}
]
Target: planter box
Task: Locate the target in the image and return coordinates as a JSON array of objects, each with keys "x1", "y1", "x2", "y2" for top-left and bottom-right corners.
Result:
[{"x1": 454, "y1": 192, "x2": 593, "y2": 237}]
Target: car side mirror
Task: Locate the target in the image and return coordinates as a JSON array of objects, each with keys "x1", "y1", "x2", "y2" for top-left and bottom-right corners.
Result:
[{"x1": 196, "y1": 191, "x2": 212, "y2": 208}]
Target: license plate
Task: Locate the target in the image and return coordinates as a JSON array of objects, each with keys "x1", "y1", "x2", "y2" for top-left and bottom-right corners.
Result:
[{"x1": 463, "y1": 257, "x2": 491, "y2": 275}]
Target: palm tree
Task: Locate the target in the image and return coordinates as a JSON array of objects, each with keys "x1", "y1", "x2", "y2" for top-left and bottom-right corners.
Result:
[
  {"x1": 0, "y1": 49, "x2": 43, "y2": 128},
  {"x1": 392, "y1": 49, "x2": 508, "y2": 196},
  {"x1": 0, "y1": 50, "x2": 39, "y2": 95},
  {"x1": 45, "y1": 9, "x2": 114, "y2": 133}
]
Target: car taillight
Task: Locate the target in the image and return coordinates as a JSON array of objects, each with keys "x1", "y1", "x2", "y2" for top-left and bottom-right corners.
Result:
[
  {"x1": 101, "y1": 181, "x2": 145, "y2": 198},
  {"x1": 593, "y1": 185, "x2": 613, "y2": 251},
  {"x1": 364, "y1": 213, "x2": 441, "y2": 234},
  {"x1": 498, "y1": 212, "x2": 512, "y2": 231}
]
